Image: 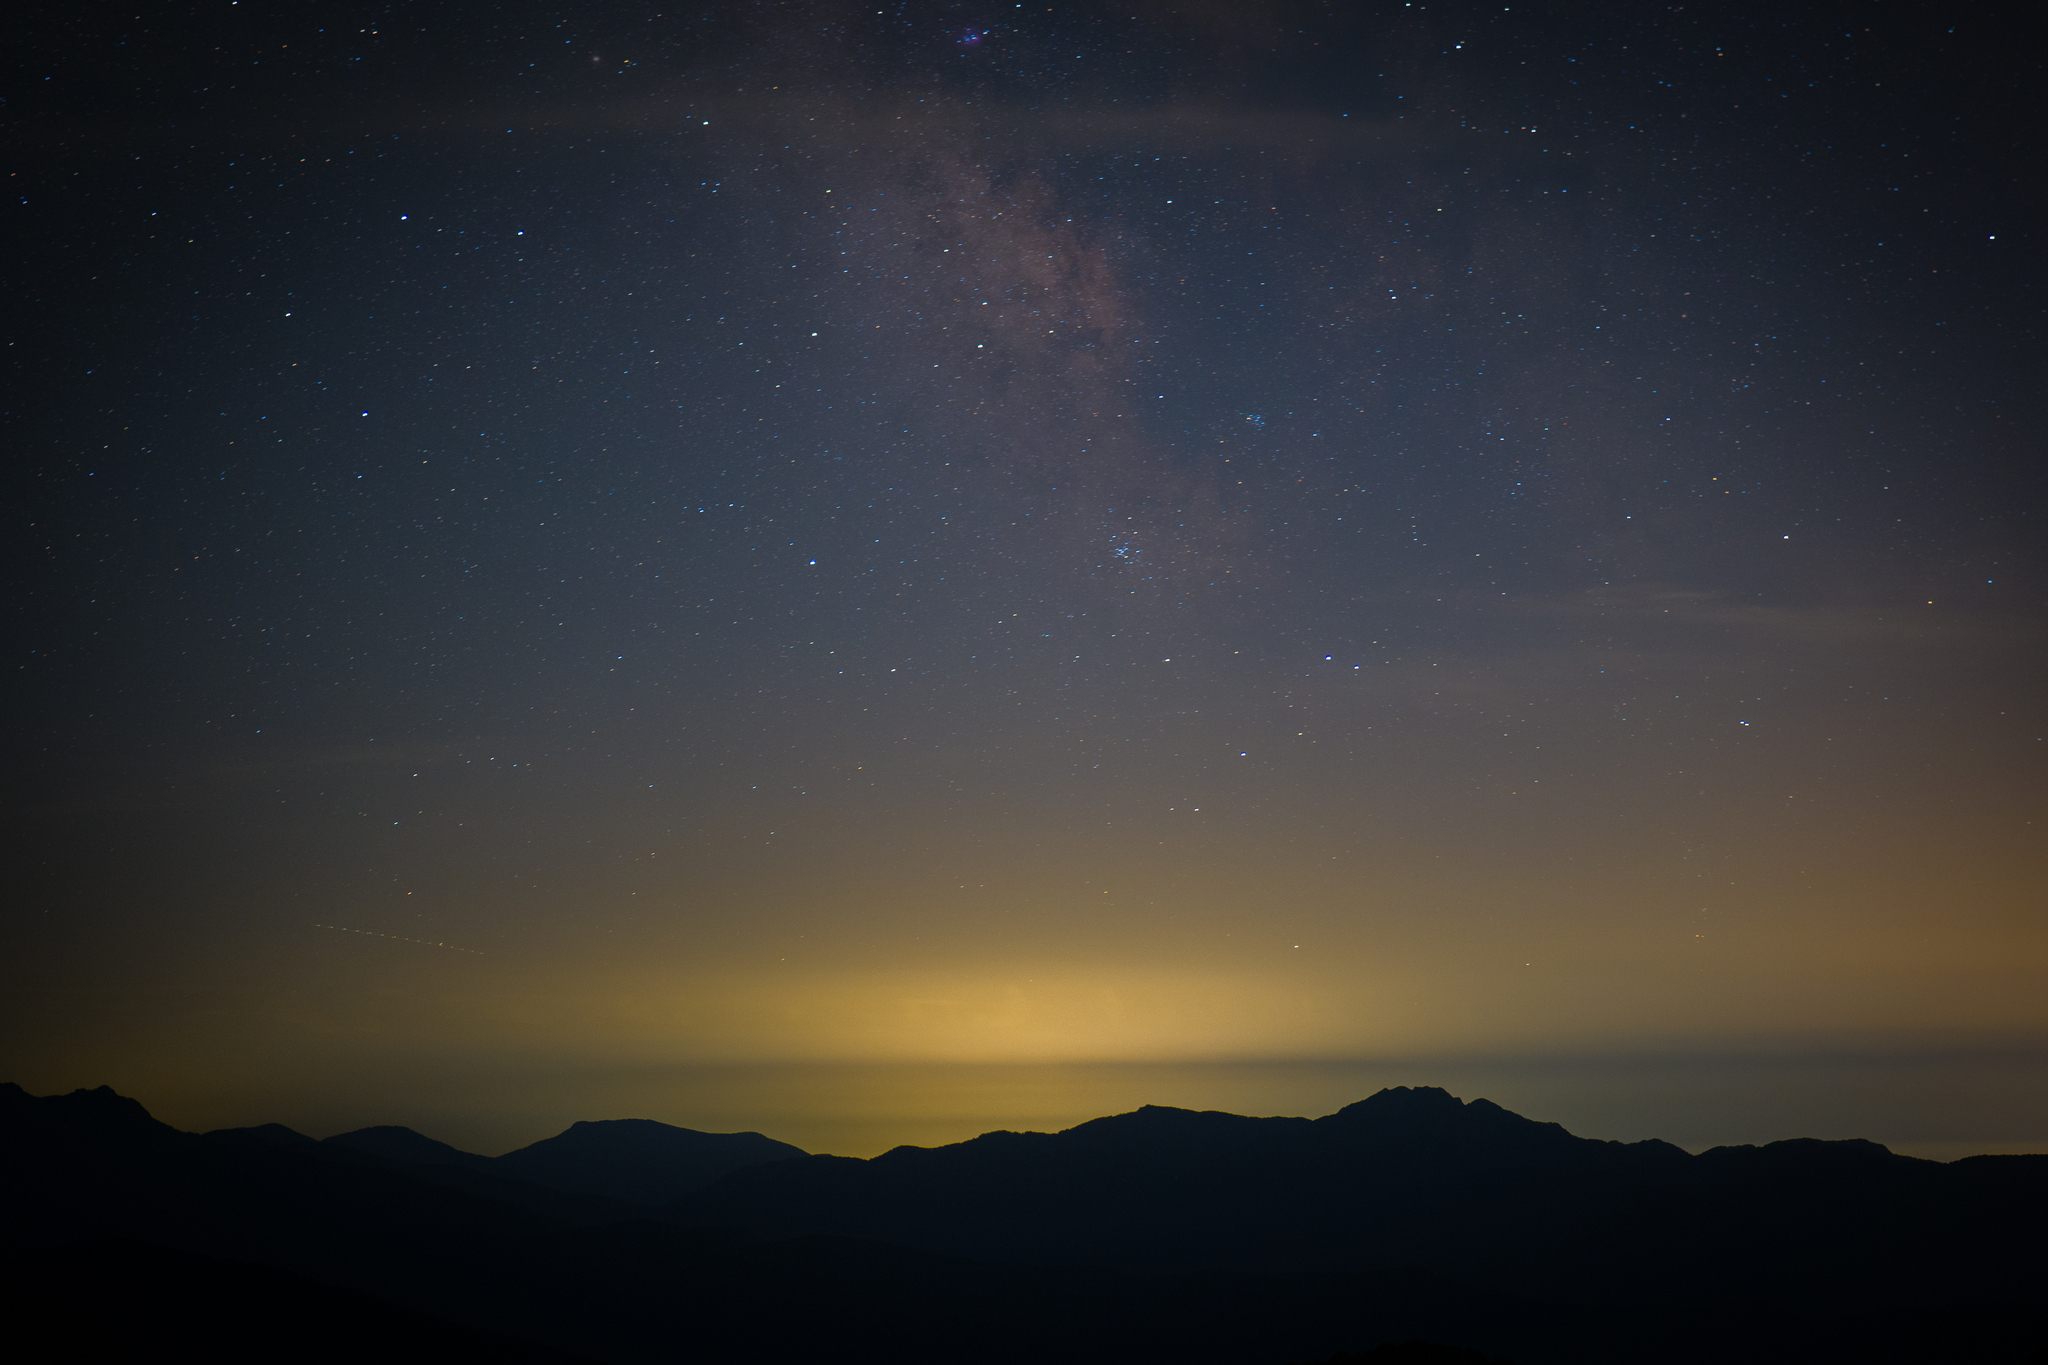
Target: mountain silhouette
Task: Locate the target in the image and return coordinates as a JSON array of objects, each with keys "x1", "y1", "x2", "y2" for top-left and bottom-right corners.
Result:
[
  {"x1": 666, "y1": 1085, "x2": 1683, "y2": 1275},
  {"x1": 664, "y1": 1084, "x2": 2045, "y2": 1315},
  {"x1": 325, "y1": 1123, "x2": 498, "y2": 1171},
  {"x1": 494, "y1": 1117, "x2": 809, "y2": 1204},
  {"x1": 211, "y1": 1121, "x2": 323, "y2": 1148},
  {"x1": 324, "y1": 1115, "x2": 808, "y2": 1205},
  {"x1": 6, "y1": 1080, "x2": 2043, "y2": 1365}
]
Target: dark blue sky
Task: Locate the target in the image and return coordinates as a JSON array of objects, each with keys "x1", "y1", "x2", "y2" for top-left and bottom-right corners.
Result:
[{"x1": 6, "y1": 0, "x2": 2043, "y2": 1154}]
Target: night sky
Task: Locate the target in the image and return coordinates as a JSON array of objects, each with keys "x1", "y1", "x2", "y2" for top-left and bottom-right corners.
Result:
[{"x1": 8, "y1": 0, "x2": 2043, "y2": 1159}]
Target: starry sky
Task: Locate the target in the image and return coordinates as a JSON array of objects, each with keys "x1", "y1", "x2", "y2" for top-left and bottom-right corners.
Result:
[{"x1": 7, "y1": 0, "x2": 2044, "y2": 1158}]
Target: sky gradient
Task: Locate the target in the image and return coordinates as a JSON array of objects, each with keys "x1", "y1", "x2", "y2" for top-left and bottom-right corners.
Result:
[{"x1": 7, "y1": 0, "x2": 2043, "y2": 1157}]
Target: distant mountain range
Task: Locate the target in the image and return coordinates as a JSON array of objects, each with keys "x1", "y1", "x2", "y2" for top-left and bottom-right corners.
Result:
[
  {"x1": 324, "y1": 1115, "x2": 806, "y2": 1205},
  {"x1": 666, "y1": 1085, "x2": 2048, "y2": 1310},
  {"x1": 4, "y1": 1081, "x2": 2042, "y2": 1364}
]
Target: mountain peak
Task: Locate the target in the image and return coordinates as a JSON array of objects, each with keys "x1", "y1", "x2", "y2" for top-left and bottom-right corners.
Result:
[
  {"x1": 0, "y1": 1082, "x2": 171, "y2": 1138},
  {"x1": 494, "y1": 1117, "x2": 807, "y2": 1204},
  {"x1": 205, "y1": 1123, "x2": 317, "y2": 1147},
  {"x1": 1332, "y1": 1085, "x2": 1468, "y2": 1118},
  {"x1": 324, "y1": 1124, "x2": 493, "y2": 1169},
  {"x1": 72, "y1": 1084, "x2": 165, "y2": 1125}
]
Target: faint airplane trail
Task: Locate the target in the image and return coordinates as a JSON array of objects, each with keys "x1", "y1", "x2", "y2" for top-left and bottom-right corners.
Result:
[{"x1": 313, "y1": 924, "x2": 483, "y2": 956}]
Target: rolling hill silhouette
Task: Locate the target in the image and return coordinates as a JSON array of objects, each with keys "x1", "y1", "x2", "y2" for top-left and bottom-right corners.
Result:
[
  {"x1": 324, "y1": 1115, "x2": 806, "y2": 1204},
  {"x1": 324, "y1": 1122, "x2": 499, "y2": 1171},
  {"x1": 493, "y1": 1117, "x2": 808, "y2": 1204},
  {"x1": 5, "y1": 1081, "x2": 2042, "y2": 1364}
]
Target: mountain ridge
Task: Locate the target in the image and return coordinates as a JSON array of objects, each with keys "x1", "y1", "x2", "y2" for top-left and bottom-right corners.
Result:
[
  {"x1": 322, "y1": 1113, "x2": 810, "y2": 1205},
  {"x1": 6, "y1": 1080, "x2": 2043, "y2": 1365},
  {"x1": 493, "y1": 1116, "x2": 808, "y2": 1204},
  {"x1": 663, "y1": 1083, "x2": 2026, "y2": 1311}
]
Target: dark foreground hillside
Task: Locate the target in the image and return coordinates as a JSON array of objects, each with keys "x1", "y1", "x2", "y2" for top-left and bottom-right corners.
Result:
[
  {"x1": 3, "y1": 1238, "x2": 594, "y2": 1363},
  {"x1": 3, "y1": 1082, "x2": 2042, "y2": 1365}
]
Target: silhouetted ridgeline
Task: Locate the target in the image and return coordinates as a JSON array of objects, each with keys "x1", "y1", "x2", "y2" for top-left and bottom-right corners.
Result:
[
  {"x1": 3, "y1": 1081, "x2": 2043, "y2": 1364},
  {"x1": 324, "y1": 1114, "x2": 807, "y2": 1205},
  {"x1": 664, "y1": 1084, "x2": 2047, "y2": 1310}
]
